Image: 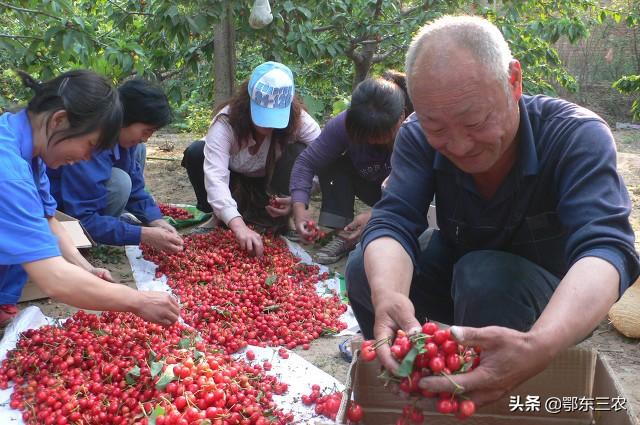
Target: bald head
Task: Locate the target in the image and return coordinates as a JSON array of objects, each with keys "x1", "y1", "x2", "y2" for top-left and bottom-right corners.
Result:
[{"x1": 405, "y1": 15, "x2": 513, "y2": 99}]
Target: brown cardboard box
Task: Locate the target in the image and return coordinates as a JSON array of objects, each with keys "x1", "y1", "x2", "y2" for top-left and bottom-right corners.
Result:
[
  {"x1": 337, "y1": 340, "x2": 637, "y2": 425},
  {"x1": 18, "y1": 211, "x2": 95, "y2": 302}
]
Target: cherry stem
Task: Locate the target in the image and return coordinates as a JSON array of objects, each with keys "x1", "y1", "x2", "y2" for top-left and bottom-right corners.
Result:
[{"x1": 440, "y1": 372, "x2": 465, "y2": 394}]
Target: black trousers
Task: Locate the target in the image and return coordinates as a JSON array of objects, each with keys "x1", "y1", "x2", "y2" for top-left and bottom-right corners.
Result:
[
  {"x1": 182, "y1": 140, "x2": 305, "y2": 228},
  {"x1": 317, "y1": 155, "x2": 383, "y2": 229},
  {"x1": 345, "y1": 229, "x2": 561, "y2": 339}
]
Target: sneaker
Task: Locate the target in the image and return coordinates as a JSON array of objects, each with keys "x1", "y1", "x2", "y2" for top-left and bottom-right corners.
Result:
[
  {"x1": 282, "y1": 229, "x2": 302, "y2": 243},
  {"x1": 187, "y1": 216, "x2": 218, "y2": 235},
  {"x1": 0, "y1": 304, "x2": 18, "y2": 328},
  {"x1": 315, "y1": 236, "x2": 354, "y2": 265},
  {"x1": 120, "y1": 212, "x2": 142, "y2": 225}
]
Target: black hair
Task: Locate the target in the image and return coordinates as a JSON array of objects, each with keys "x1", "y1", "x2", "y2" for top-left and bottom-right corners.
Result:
[
  {"x1": 17, "y1": 69, "x2": 122, "y2": 151},
  {"x1": 345, "y1": 71, "x2": 411, "y2": 145},
  {"x1": 118, "y1": 78, "x2": 173, "y2": 128},
  {"x1": 381, "y1": 69, "x2": 414, "y2": 116}
]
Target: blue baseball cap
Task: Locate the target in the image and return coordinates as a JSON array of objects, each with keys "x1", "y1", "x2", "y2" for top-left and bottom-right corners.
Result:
[{"x1": 248, "y1": 62, "x2": 295, "y2": 129}]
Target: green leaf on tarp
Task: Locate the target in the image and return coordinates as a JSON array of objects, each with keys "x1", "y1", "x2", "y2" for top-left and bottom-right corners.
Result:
[
  {"x1": 126, "y1": 365, "x2": 141, "y2": 385},
  {"x1": 396, "y1": 346, "x2": 419, "y2": 377},
  {"x1": 194, "y1": 350, "x2": 205, "y2": 363},
  {"x1": 155, "y1": 367, "x2": 177, "y2": 390},
  {"x1": 211, "y1": 306, "x2": 231, "y2": 317},
  {"x1": 337, "y1": 273, "x2": 349, "y2": 304},
  {"x1": 150, "y1": 361, "x2": 164, "y2": 378},
  {"x1": 320, "y1": 327, "x2": 338, "y2": 336},
  {"x1": 178, "y1": 338, "x2": 191, "y2": 349},
  {"x1": 92, "y1": 329, "x2": 108, "y2": 336},
  {"x1": 148, "y1": 350, "x2": 158, "y2": 363},
  {"x1": 148, "y1": 405, "x2": 166, "y2": 425},
  {"x1": 265, "y1": 274, "x2": 277, "y2": 287}
]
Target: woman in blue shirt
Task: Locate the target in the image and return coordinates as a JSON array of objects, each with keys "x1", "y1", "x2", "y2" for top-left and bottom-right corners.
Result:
[{"x1": 0, "y1": 70, "x2": 180, "y2": 327}]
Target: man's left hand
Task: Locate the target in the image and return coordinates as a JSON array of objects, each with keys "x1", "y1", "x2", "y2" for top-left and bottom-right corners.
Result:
[
  {"x1": 90, "y1": 267, "x2": 115, "y2": 282},
  {"x1": 341, "y1": 211, "x2": 372, "y2": 244},
  {"x1": 150, "y1": 218, "x2": 180, "y2": 236},
  {"x1": 418, "y1": 326, "x2": 553, "y2": 406}
]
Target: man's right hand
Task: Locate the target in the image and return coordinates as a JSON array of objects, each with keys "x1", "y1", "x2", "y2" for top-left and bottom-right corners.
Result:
[
  {"x1": 372, "y1": 291, "x2": 422, "y2": 373},
  {"x1": 141, "y1": 227, "x2": 184, "y2": 253},
  {"x1": 134, "y1": 291, "x2": 180, "y2": 326}
]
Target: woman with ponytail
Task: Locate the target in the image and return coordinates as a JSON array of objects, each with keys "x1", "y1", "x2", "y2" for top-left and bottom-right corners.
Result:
[
  {"x1": 0, "y1": 70, "x2": 180, "y2": 327},
  {"x1": 290, "y1": 70, "x2": 413, "y2": 264}
]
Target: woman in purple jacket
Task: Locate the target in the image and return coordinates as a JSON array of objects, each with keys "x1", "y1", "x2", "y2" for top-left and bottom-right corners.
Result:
[{"x1": 290, "y1": 71, "x2": 413, "y2": 264}]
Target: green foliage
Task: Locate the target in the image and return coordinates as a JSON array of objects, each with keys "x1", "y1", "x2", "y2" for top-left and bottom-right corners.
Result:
[
  {"x1": 610, "y1": 0, "x2": 640, "y2": 120},
  {"x1": 613, "y1": 75, "x2": 640, "y2": 121},
  {"x1": 0, "y1": 0, "x2": 620, "y2": 129}
]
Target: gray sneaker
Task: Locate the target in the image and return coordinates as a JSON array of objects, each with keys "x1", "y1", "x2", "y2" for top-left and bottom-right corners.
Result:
[
  {"x1": 315, "y1": 236, "x2": 353, "y2": 265},
  {"x1": 120, "y1": 212, "x2": 142, "y2": 225}
]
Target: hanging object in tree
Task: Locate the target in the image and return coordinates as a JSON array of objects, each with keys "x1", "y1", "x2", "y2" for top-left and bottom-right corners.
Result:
[{"x1": 249, "y1": 0, "x2": 273, "y2": 29}]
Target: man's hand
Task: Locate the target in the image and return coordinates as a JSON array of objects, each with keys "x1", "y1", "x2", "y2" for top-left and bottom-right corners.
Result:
[
  {"x1": 373, "y1": 291, "x2": 422, "y2": 373},
  {"x1": 89, "y1": 267, "x2": 114, "y2": 282},
  {"x1": 150, "y1": 218, "x2": 180, "y2": 236},
  {"x1": 418, "y1": 326, "x2": 553, "y2": 406},
  {"x1": 265, "y1": 196, "x2": 292, "y2": 218},
  {"x1": 230, "y1": 220, "x2": 264, "y2": 257},
  {"x1": 133, "y1": 291, "x2": 181, "y2": 326},
  {"x1": 342, "y1": 211, "x2": 372, "y2": 245},
  {"x1": 141, "y1": 227, "x2": 184, "y2": 253}
]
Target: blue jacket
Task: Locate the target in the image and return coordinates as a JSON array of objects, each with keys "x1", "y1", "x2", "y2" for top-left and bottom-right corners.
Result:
[
  {"x1": 362, "y1": 95, "x2": 639, "y2": 295},
  {"x1": 48, "y1": 144, "x2": 163, "y2": 246},
  {"x1": 0, "y1": 110, "x2": 60, "y2": 304}
]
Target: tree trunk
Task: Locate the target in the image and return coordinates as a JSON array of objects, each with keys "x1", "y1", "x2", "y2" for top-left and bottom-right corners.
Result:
[
  {"x1": 213, "y1": 3, "x2": 236, "y2": 106},
  {"x1": 352, "y1": 42, "x2": 377, "y2": 88}
]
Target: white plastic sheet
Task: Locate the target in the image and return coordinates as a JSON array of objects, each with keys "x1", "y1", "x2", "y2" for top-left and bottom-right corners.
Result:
[
  {"x1": 0, "y1": 307, "x2": 65, "y2": 423},
  {"x1": 0, "y1": 240, "x2": 355, "y2": 423},
  {"x1": 0, "y1": 309, "x2": 343, "y2": 424},
  {"x1": 233, "y1": 346, "x2": 344, "y2": 423}
]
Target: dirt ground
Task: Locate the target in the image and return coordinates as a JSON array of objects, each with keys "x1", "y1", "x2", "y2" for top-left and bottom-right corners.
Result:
[{"x1": 19, "y1": 129, "x2": 640, "y2": 423}]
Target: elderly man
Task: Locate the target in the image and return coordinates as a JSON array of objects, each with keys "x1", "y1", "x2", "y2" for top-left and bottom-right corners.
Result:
[{"x1": 345, "y1": 15, "x2": 639, "y2": 405}]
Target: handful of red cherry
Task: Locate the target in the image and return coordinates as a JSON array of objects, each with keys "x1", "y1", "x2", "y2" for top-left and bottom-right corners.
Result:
[{"x1": 360, "y1": 322, "x2": 479, "y2": 423}]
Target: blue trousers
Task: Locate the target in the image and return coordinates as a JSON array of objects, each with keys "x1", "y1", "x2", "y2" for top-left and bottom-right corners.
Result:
[
  {"x1": 104, "y1": 144, "x2": 146, "y2": 217},
  {"x1": 345, "y1": 229, "x2": 561, "y2": 339}
]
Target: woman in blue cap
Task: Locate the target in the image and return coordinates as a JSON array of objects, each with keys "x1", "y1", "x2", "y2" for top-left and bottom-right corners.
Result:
[
  {"x1": 182, "y1": 62, "x2": 320, "y2": 257},
  {"x1": 0, "y1": 70, "x2": 180, "y2": 327}
]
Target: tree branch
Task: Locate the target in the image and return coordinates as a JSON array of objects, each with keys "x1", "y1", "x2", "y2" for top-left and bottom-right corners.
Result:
[
  {"x1": 312, "y1": 25, "x2": 336, "y2": 33},
  {"x1": 0, "y1": 34, "x2": 44, "y2": 41},
  {"x1": 105, "y1": 0, "x2": 153, "y2": 16},
  {"x1": 345, "y1": 42, "x2": 364, "y2": 64},
  {"x1": 0, "y1": 1, "x2": 61, "y2": 20},
  {"x1": 401, "y1": 3, "x2": 425, "y2": 17},
  {"x1": 373, "y1": 0, "x2": 383, "y2": 20},
  {"x1": 371, "y1": 45, "x2": 404, "y2": 63}
]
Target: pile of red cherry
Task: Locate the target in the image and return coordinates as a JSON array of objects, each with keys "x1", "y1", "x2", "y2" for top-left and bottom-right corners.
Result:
[
  {"x1": 0, "y1": 310, "x2": 294, "y2": 425},
  {"x1": 301, "y1": 385, "x2": 363, "y2": 423},
  {"x1": 159, "y1": 203, "x2": 194, "y2": 220},
  {"x1": 142, "y1": 229, "x2": 347, "y2": 354}
]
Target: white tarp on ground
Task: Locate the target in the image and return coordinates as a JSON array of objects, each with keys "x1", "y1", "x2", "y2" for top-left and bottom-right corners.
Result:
[
  {"x1": 0, "y1": 308, "x2": 343, "y2": 424},
  {"x1": 0, "y1": 239, "x2": 357, "y2": 424}
]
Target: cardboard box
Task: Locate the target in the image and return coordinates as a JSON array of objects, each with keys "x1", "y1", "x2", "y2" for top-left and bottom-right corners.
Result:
[
  {"x1": 18, "y1": 211, "x2": 95, "y2": 303},
  {"x1": 337, "y1": 340, "x2": 637, "y2": 425}
]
